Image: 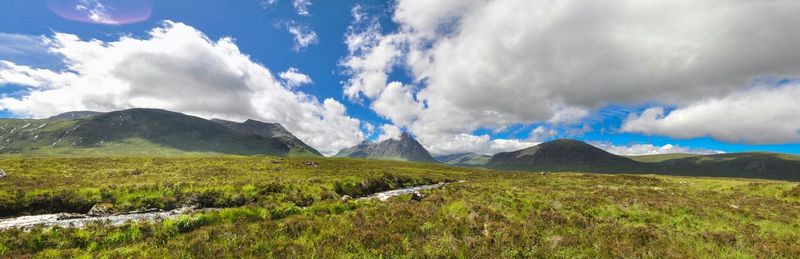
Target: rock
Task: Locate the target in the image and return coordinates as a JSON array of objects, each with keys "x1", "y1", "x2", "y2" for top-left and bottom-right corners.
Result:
[
  {"x1": 303, "y1": 162, "x2": 320, "y2": 167},
  {"x1": 87, "y1": 203, "x2": 113, "y2": 217},
  {"x1": 183, "y1": 194, "x2": 201, "y2": 209},
  {"x1": 340, "y1": 195, "x2": 352, "y2": 202},
  {"x1": 0, "y1": 169, "x2": 5, "y2": 179},
  {"x1": 57, "y1": 213, "x2": 89, "y2": 220},
  {"x1": 410, "y1": 191, "x2": 424, "y2": 202},
  {"x1": 729, "y1": 204, "x2": 740, "y2": 209}
]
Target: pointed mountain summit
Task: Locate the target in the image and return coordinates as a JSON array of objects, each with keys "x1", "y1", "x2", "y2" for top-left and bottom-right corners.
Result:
[{"x1": 335, "y1": 132, "x2": 438, "y2": 163}]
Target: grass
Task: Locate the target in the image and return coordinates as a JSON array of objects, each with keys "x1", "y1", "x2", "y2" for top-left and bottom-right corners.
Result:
[
  {"x1": 1, "y1": 156, "x2": 799, "y2": 257},
  {"x1": 627, "y1": 153, "x2": 701, "y2": 163}
]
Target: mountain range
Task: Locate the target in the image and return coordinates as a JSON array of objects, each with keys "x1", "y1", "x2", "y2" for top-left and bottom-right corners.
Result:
[
  {"x1": 0, "y1": 108, "x2": 320, "y2": 156},
  {"x1": 1, "y1": 108, "x2": 798, "y2": 181}
]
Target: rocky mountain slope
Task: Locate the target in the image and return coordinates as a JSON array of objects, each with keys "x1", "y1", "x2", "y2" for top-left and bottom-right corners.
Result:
[{"x1": 335, "y1": 133, "x2": 438, "y2": 163}]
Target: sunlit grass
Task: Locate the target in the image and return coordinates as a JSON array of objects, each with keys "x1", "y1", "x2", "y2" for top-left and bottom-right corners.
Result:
[{"x1": 0, "y1": 156, "x2": 798, "y2": 257}]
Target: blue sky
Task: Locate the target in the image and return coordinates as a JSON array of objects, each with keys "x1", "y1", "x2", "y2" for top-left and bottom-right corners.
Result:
[{"x1": 0, "y1": 0, "x2": 799, "y2": 156}]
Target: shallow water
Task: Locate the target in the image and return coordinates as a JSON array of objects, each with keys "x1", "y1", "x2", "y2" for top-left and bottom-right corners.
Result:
[
  {"x1": 0, "y1": 182, "x2": 456, "y2": 230},
  {"x1": 360, "y1": 182, "x2": 447, "y2": 201},
  {"x1": 0, "y1": 207, "x2": 204, "y2": 230}
]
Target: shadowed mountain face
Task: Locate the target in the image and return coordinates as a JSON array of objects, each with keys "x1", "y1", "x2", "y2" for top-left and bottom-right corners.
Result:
[
  {"x1": 0, "y1": 108, "x2": 320, "y2": 156},
  {"x1": 436, "y1": 153, "x2": 491, "y2": 167},
  {"x1": 335, "y1": 133, "x2": 438, "y2": 163},
  {"x1": 490, "y1": 139, "x2": 638, "y2": 169},
  {"x1": 212, "y1": 119, "x2": 321, "y2": 156}
]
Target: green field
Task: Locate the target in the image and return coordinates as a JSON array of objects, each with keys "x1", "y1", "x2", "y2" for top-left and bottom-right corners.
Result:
[{"x1": 1, "y1": 156, "x2": 799, "y2": 257}]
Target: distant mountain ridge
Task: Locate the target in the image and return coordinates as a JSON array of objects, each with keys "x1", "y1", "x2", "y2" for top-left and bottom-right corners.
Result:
[
  {"x1": 0, "y1": 108, "x2": 320, "y2": 156},
  {"x1": 436, "y1": 153, "x2": 491, "y2": 167},
  {"x1": 486, "y1": 139, "x2": 800, "y2": 181},
  {"x1": 335, "y1": 133, "x2": 438, "y2": 163}
]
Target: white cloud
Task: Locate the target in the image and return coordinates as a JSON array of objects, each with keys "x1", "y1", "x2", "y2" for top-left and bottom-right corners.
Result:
[
  {"x1": 422, "y1": 133, "x2": 537, "y2": 156},
  {"x1": 285, "y1": 23, "x2": 318, "y2": 51},
  {"x1": 621, "y1": 84, "x2": 800, "y2": 144},
  {"x1": 590, "y1": 142, "x2": 723, "y2": 156},
  {"x1": 0, "y1": 21, "x2": 363, "y2": 155},
  {"x1": 341, "y1": 8, "x2": 401, "y2": 99},
  {"x1": 376, "y1": 124, "x2": 402, "y2": 142},
  {"x1": 341, "y1": 0, "x2": 800, "y2": 153},
  {"x1": 370, "y1": 81, "x2": 423, "y2": 126},
  {"x1": 260, "y1": 0, "x2": 278, "y2": 9},
  {"x1": 76, "y1": 0, "x2": 116, "y2": 25},
  {"x1": 278, "y1": 67, "x2": 312, "y2": 88},
  {"x1": 292, "y1": 0, "x2": 312, "y2": 16},
  {"x1": 530, "y1": 126, "x2": 557, "y2": 142},
  {"x1": 362, "y1": 121, "x2": 375, "y2": 135}
]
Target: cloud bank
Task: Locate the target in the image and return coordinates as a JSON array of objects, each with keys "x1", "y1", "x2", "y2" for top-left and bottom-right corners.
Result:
[
  {"x1": 0, "y1": 21, "x2": 363, "y2": 155},
  {"x1": 341, "y1": 0, "x2": 800, "y2": 154}
]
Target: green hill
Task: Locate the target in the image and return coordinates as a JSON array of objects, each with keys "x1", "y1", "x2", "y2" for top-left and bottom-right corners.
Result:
[
  {"x1": 436, "y1": 153, "x2": 492, "y2": 167},
  {"x1": 627, "y1": 153, "x2": 702, "y2": 163},
  {"x1": 0, "y1": 108, "x2": 320, "y2": 156}
]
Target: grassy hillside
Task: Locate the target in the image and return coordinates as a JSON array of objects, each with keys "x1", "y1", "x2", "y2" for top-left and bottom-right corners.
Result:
[
  {"x1": 1, "y1": 157, "x2": 799, "y2": 257},
  {"x1": 436, "y1": 153, "x2": 491, "y2": 167},
  {"x1": 627, "y1": 153, "x2": 702, "y2": 163},
  {"x1": 0, "y1": 109, "x2": 320, "y2": 157}
]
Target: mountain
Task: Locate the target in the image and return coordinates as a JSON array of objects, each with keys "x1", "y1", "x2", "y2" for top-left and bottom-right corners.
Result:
[
  {"x1": 48, "y1": 111, "x2": 105, "y2": 120},
  {"x1": 645, "y1": 152, "x2": 800, "y2": 180},
  {"x1": 0, "y1": 108, "x2": 320, "y2": 156},
  {"x1": 436, "y1": 153, "x2": 491, "y2": 167},
  {"x1": 489, "y1": 139, "x2": 641, "y2": 172},
  {"x1": 335, "y1": 133, "x2": 438, "y2": 163},
  {"x1": 487, "y1": 139, "x2": 800, "y2": 181},
  {"x1": 212, "y1": 119, "x2": 320, "y2": 156}
]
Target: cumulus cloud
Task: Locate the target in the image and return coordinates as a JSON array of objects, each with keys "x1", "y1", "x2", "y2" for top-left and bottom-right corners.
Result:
[
  {"x1": 376, "y1": 124, "x2": 402, "y2": 142},
  {"x1": 530, "y1": 126, "x2": 558, "y2": 142},
  {"x1": 0, "y1": 21, "x2": 363, "y2": 155},
  {"x1": 622, "y1": 84, "x2": 800, "y2": 144},
  {"x1": 278, "y1": 67, "x2": 312, "y2": 88},
  {"x1": 370, "y1": 82, "x2": 423, "y2": 126},
  {"x1": 285, "y1": 23, "x2": 318, "y2": 51},
  {"x1": 590, "y1": 142, "x2": 723, "y2": 156},
  {"x1": 423, "y1": 133, "x2": 537, "y2": 156},
  {"x1": 340, "y1": 0, "x2": 800, "y2": 154}
]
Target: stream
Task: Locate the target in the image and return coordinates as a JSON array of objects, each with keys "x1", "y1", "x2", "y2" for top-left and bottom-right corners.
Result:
[
  {"x1": 0, "y1": 182, "x2": 454, "y2": 230},
  {"x1": 359, "y1": 182, "x2": 447, "y2": 201}
]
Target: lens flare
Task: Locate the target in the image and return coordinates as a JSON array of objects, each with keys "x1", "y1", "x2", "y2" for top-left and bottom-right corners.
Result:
[{"x1": 48, "y1": 0, "x2": 152, "y2": 25}]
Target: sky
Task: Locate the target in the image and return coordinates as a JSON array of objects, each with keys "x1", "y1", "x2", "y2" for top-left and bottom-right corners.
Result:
[{"x1": 0, "y1": 0, "x2": 799, "y2": 156}]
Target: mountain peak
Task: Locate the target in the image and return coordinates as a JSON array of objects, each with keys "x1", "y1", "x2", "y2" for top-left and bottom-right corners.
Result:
[
  {"x1": 335, "y1": 132, "x2": 437, "y2": 163},
  {"x1": 489, "y1": 138, "x2": 636, "y2": 169}
]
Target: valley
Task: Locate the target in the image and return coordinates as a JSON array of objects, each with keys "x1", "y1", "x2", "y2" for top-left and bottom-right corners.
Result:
[{"x1": 0, "y1": 156, "x2": 798, "y2": 257}]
